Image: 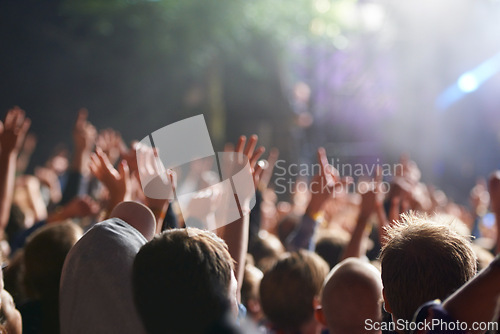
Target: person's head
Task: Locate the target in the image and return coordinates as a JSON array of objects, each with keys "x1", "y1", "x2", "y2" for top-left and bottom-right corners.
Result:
[
  {"x1": 111, "y1": 201, "x2": 156, "y2": 241},
  {"x1": 317, "y1": 258, "x2": 383, "y2": 334},
  {"x1": 24, "y1": 222, "x2": 82, "y2": 300},
  {"x1": 259, "y1": 250, "x2": 329, "y2": 334},
  {"x1": 314, "y1": 229, "x2": 350, "y2": 269},
  {"x1": 277, "y1": 213, "x2": 300, "y2": 245},
  {"x1": 380, "y1": 213, "x2": 476, "y2": 324},
  {"x1": 24, "y1": 222, "x2": 82, "y2": 334},
  {"x1": 241, "y1": 264, "x2": 264, "y2": 322},
  {"x1": 249, "y1": 230, "x2": 285, "y2": 273},
  {"x1": 133, "y1": 227, "x2": 236, "y2": 334},
  {"x1": 60, "y1": 212, "x2": 151, "y2": 334}
]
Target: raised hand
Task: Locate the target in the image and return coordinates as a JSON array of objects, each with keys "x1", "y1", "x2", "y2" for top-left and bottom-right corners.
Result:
[
  {"x1": 16, "y1": 132, "x2": 37, "y2": 174},
  {"x1": 96, "y1": 128, "x2": 125, "y2": 166},
  {"x1": 89, "y1": 148, "x2": 131, "y2": 213},
  {"x1": 0, "y1": 107, "x2": 31, "y2": 155},
  {"x1": 359, "y1": 171, "x2": 385, "y2": 219},
  {"x1": 342, "y1": 166, "x2": 386, "y2": 259},
  {"x1": 221, "y1": 135, "x2": 266, "y2": 295},
  {"x1": 120, "y1": 141, "x2": 140, "y2": 175},
  {"x1": 47, "y1": 195, "x2": 100, "y2": 223},
  {"x1": 73, "y1": 109, "x2": 96, "y2": 153},
  {"x1": 259, "y1": 147, "x2": 279, "y2": 189},
  {"x1": 233, "y1": 135, "x2": 266, "y2": 188},
  {"x1": 35, "y1": 166, "x2": 62, "y2": 204},
  {"x1": 235, "y1": 135, "x2": 265, "y2": 168},
  {"x1": 0, "y1": 107, "x2": 31, "y2": 236},
  {"x1": 21, "y1": 132, "x2": 37, "y2": 156},
  {"x1": 71, "y1": 109, "x2": 96, "y2": 174},
  {"x1": 134, "y1": 143, "x2": 173, "y2": 233},
  {"x1": 306, "y1": 147, "x2": 350, "y2": 218}
]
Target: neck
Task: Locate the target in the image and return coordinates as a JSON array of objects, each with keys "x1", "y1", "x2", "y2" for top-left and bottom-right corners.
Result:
[{"x1": 299, "y1": 317, "x2": 323, "y2": 334}]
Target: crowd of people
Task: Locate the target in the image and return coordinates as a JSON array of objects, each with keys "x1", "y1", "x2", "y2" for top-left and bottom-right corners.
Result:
[{"x1": 0, "y1": 106, "x2": 498, "y2": 333}]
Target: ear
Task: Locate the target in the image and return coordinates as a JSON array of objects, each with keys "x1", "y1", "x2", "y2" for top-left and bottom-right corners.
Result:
[
  {"x1": 247, "y1": 298, "x2": 261, "y2": 314},
  {"x1": 315, "y1": 306, "x2": 327, "y2": 327},
  {"x1": 382, "y1": 287, "x2": 393, "y2": 314}
]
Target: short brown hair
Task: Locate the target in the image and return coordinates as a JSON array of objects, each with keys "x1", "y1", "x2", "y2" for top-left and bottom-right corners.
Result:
[
  {"x1": 24, "y1": 222, "x2": 82, "y2": 299},
  {"x1": 24, "y1": 222, "x2": 82, "y2": 334},
  {"x1": 248, "y1": 231, "x2": 285, "y2": 272},
  {"x1": 314, "y1": 228, "x2": 350, "y2": 269},
  {"x1": 380, "y1": 213, "x2": 476, "y2": 322},
  {"x1": 241, "y1": 264, "x2": 263, "y2": 307},
  {"x1": 133, "y1": 228, "x2": 234, "y2": 334},
  {"x1": 259, "y1": 250, "x2": 329, "y2": 331}
]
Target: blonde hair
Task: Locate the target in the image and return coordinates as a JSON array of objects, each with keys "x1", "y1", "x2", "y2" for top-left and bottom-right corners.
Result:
[{"x1": 380, "y1": 212, "x2": 476, "y2": 322}]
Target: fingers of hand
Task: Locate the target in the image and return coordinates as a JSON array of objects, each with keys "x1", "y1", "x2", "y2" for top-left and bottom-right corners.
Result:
[
  {"x1": 118, "y1": 160, "x2": 130, "y2": 179},
  {"x1": 235, "y1": 135, "x2": 246, "y2": 153},
  {"x1": 243, "y1": 134, "x2": 258, "y2": 158},
  {"x1": 76, "y1": 108, "x2": 88, "y2": 127},
  {"x1": 250, "y1": 146, "x2": 265, "y2": 167}
]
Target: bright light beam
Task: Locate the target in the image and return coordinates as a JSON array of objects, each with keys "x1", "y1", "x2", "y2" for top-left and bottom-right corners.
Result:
[{"x1": 436, "y1": 51, "x2": 500, "y2": 110}]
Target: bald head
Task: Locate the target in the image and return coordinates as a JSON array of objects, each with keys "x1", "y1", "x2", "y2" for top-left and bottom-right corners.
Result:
[
  {"x1": 321, "y1": 258, "x2": 383, "y2": 334},
  {"x1": 110, "y1": 201, "x2": 156, "y2": 241}
]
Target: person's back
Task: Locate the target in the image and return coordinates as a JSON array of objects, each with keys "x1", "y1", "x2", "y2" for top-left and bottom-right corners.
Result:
[
  {"x1": 60, "y1": 201, "x2": 156, "y2": 334},
  {"x1": 318, "y1": 258, "x2": 383, "y2": 334},
  {"x1": 59, "y1": 218, "x2": 148, "y2": 334},
  {"x1": 379, "y1": 213, "x2": 476, "y2": 332}
]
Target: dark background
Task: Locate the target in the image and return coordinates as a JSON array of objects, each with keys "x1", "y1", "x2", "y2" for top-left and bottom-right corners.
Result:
[{"x1": 1, "y1": 0, "x2": 500, "y2": 204}]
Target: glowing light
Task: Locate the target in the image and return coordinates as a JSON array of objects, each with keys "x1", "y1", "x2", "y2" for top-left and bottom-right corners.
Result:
[
  {"x1": 457, "y1": 73, "x2": 479, "y2": 93},
  {"x1": 314, "y1": 0, "x2": 331, "y2": 14},
  {"x1": 310, "y1": 18, "x2": 326, "y2": 35},
  {"x1": 360, "y1": 3, "x2": 385, "y2": 31},
  {"x1": 436, "y1": 51, "x2": 500, "y2": 110}
]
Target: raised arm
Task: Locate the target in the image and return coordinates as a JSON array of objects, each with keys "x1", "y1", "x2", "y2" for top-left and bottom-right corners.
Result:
[
  {"x1": 442, "y1": 255, "x2": 500, "y2": 333},
  {"x1": 0, "y1": 107, "x2": 31, "y2": 235},
  {"x1": 71, "y1": 109, "x2": 96, "y2": 173},
  {"x1": 287, "y1": 147, "x2": 346, "y2": 251},
  {"x1": 89, "y1": 148, "x2": 131, "y2": 216},
  {"x1": 16, "y1": 133, "x2": 36, "y2": 175},
  {"x1": 341, "y1": 180, "x2": 383, "y2": 260},
  {"x1": 222, "y1": 135, "x2": 265, "y2": 296},
  {"x1": 60, "y1": 109, "x2": 96, "y2": 205},
  {"x1": 46, "y1": 195, "x2": 99, "y2": 223},
  {"x1": 132, "y1": 142, "x2": 171, "y2": 234}
]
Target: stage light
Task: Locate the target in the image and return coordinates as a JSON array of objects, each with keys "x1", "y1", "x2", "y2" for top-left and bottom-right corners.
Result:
[
  {"x1": 457, "y1": 72, "x2": 479, "y2": 93},
  {"x1": 437, "y1": 51, "x2": 500, "y2": 110}
]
